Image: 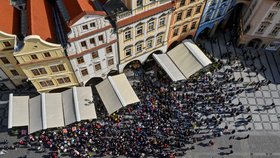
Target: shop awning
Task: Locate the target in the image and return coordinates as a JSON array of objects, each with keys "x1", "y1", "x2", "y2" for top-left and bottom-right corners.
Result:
[
  {"x1": 96, "y1": 74, "x2": 140, "y2": 115},
  {"x1": 153, "y1": 39, "x2": 212, "y2": 82},
  {"x1": 8, "y1": 86, "x2": 97, "y2": 134},
  {"x1": 8, "y1": 94, "x2": 29, "y2": 129}
]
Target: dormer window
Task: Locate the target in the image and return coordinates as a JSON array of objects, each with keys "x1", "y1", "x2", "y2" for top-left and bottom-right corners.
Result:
[{"x1": 137, "y1": 0, "x2": 143, "y2": 7}]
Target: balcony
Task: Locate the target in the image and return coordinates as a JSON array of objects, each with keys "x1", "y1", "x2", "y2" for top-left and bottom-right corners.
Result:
[{"x1": 116, "y1": 0, "x2": 171, "y2": 20}]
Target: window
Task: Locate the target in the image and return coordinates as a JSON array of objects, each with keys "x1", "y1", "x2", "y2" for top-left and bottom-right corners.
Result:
[
  {"x1": 180, "y1": 0, "x2": 185, "y2": 7},
  {"x1": 190, "y1": 0, "x2": 195, "y2": 3},
  {"x1": 38, "y1": 68, "x2": 47, "y2": 74},
  {"x1": 125, "y1": 47, "x2": 132, "y2": 56},
  {"x1": 81, "y1": 69, "x2": 88, "y2": 76},
  {"x1": 108, "y1": 58, "x2": 114, "y2": 66},
  {"x1": 0, "y1": 57, "x2": 10, "y2": 64},
  {"x1": 31, "y1": 68, "x2": 46, "y2": 76},
  {"x1": 50, "y1": 64, "x2": 65, "y2": 72},
  {"x1": 191, "y1": 21, "x2": 197, "y2": 30},
  {"x1": 270, "y1": 26, "x2": 280, "y2": 36},
  {"x1": 90, "y1": 38, "x2": 96, "y2": 45},
  {"x1": 196, "y1": 6, "x2": 201, "y2": 14},
  {"x1": 156, "y1": 35, "x2": 163, "y2": 45},
  {"x1": 57, "y1": 77, "x2": 71, "y2": 84},
  {"x1": 81, "y1": 41, "x2": 87, "y2": 48},
  {"x1": 58, "y1": 64, "x2": 65, "y2": 71},
  {"x1": 31, "y1": 69, "x2": 40, "y2": 76},
  {"x1": 186, "y1": 9, "x2": 192, "y2": 17},
  {"x1": 43, "y1": 52, "x2": 51, "y2": 58},
  {"x1": 82, "y1": 25, "x2": 88, "y2": 30},
  {"x1": 256, "y1": 22, "x2": 270, "y2": 34},
  {"x1": 136, "y1": 25, "x2": 143, "y2": 36},
  {"x1": 95, "y1": 63, "x2": 101, "y2": 71},
  {"x1": 266, "y1": 12, "x2": 276, "y2": 20},
  {"x1": 136, "y1": 43, "x2": 143, "y2": 53},
  {"x1": 31, "y1": 54, "x2": 38, "y2": 60},
  {"x1": 148, "y1": 21, "x2": 155, "y2": 32},
  {"x1": 173, "y1": 28, "x2": 179, "y2": 37},
  {"x1": 98, "y1": 35, "x2": 104, "y2": 43},
  {"x1": 182, "y1": 25, "x2": 188, "y2": 32},
  {"x1": 147, "y1": 38, "x2": 153, "y2": 49},
  {"x1": 77, "y1": 56, "x2": 85, "y2": 64},
  {"x1": 3, "y1": 41, "x2": 11, "y2": 47},
  {"x1": 92, "y1": 51, "x2": 99, "y2": 58},
  {"x1": 176, "y1": 12, "x2": 182, "y2": 21},
  {"x1": 90, "y1": 22, "x2": 96, "y2": 28},
  {"x1": 124, "y1": 30, "x2": 132, "y2": 40},
  {"x1": 39, "y1": 80, "x2": 54, "y2": 87},
  {"x1": 159, "y1": 17, "x2": 165, "y2": 27},
  {"x1": 106, "y1": 46, "x2": 112, "y2": 53},
  {"x1": 10, "y1": 70, "x2": 19, "y2": 76},
  {"x1": 137, "y1": 0, "x2": 143, "y2": 7}
]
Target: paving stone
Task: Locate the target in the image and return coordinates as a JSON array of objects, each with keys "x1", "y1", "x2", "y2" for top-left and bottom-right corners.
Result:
[
  {"x1": 255, "y1": 91, "x2": 263, "y2": 98},
  {"x1": 254, "y1": 123, "x2": 263, "y2": 130},
  {"x1": 256, "y1": 98, "x2": 265, "y2": 105},
  {"x1": 268, "y1": 84, "x2": 277, "y2": 90},
  {"x1": 265, "y1": 99, "x2": 273, "y2": 105},
  {"x1": 271, "y1": 91, "x2": 279, "y2": 98},
  {"x1": 263, "y1": 123, "x2": 272, "y2": 130},
  {"x1": 273, "y1": 99, "x2": 280, "y2": 105},
  {"x1": 250, "y1": 106, "x2": 259, "y2": 113},
  {"x1": 261, "y1": 86, "x2": 269, "y2": 90},
  {"x1": 261, "y1": 115, "x2": 270, "y2": 122},
  {"x1": 248, "y1": 98, "x2": 256, "y2": 105},
  {"x1": 269, "y1": 115, "x2": 279, "y2": 122},
  {"x1": 262, "y1": 91, "x2": 271, "y2": 98},
  {"x1": 239, "y1": 97, "x2": 248, "y2": 104},
  {"x1": 275, "y1": 106, "x2": 280, "y2": 113},
  {"x1": 246, "y1": 92, "x2": 255, "y2": 97},
  {"x1": 272, "y1": 123, "x2": 280, "y2": 130},
  {"x1": 252, "y1": 114, "x2": 261, "y2": 121},
  {"x1": 267, "y1": 108, "x2": 277, "y2": 113}
]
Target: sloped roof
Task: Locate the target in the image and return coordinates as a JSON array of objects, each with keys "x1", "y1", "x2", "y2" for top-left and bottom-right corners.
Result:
[
  {"x1": 27, "y1": 0, "x2": 56, "y2": 42},
  {"x1": 0, "y1": 0, "x2": 20, "y2": 34},
  {"x1": 62, "y1": 0, "x2": 107, "y2": 26}
]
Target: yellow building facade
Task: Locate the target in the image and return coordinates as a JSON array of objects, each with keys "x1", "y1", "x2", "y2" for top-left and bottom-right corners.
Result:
[
  {"x1": 14, "y1": 36, "x2": 78, "y2": 92},
  {"x1": 167, "y1": 0, "x2": 206, "y2": 49},
  {"x1": 0, "y1": 32, "x2": 27, "y2": 88}
]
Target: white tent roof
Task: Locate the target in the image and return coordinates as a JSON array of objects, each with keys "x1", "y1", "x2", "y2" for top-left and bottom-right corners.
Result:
[
  {"x1": 96, "y1": 74, "x2": 140, "y2": 114},
  {"x1": 29, "y1": 95, "x2": 43, "y2": 134},
  {"x1": 8, "y1": 94, "x2": 29, "y2": 128},
  {"x1": 8, "y1": 86, "x2": 97, "y2": 134},
  {"x1": 153, "y1": 39, "x2": 212, "y2": 81},
  {"x1": 44, "y1": 93, "x2": 64, "y2": 129},
  {"x1": 75, "y1": 87, "x2": 97, "y2": 120}
]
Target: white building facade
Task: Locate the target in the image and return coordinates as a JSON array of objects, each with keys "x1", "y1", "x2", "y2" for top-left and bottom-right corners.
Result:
[{"x1": 66, "y1": 15, "x2": 118, "y2": 85}]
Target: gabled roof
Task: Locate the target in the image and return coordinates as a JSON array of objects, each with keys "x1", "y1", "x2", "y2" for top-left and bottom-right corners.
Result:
[
  {"x1": 62, "y1": 0, "x2": 107, "y2": 26},
  {"x1": 0, "y1": 0, "x2": 20, "y2": 35},
  {"x1": 27, "y1": 0, "x2": 56, "y2": 42}
]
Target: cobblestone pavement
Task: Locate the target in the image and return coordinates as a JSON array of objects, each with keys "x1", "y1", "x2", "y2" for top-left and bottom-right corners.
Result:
[{"x1": 1, "y1": 31, "x2": 280, "y2": 157}]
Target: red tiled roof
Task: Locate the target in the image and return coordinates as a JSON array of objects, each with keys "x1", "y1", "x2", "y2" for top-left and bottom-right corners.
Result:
[
  {"x1": 27, "y1": 0, "x2": 56, "y2": 42},
  {"x1": 117, "y1": 2, "x2": 174, "y2": 28},
  {"x1": 63, "y1": 0, "x2": 107, "y2": 26},
  {"x1": 0, "y1": 0, "x2": 20, "y2": 34}
]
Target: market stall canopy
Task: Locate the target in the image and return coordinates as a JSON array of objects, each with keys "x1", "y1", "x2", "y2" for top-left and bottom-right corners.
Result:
[
  {"x1": 96, "y1": 73, "x2": 140, "y2": 115},
  {"x1": 8, "y1": 94, "x2": 29, "y2": 129},
  {"x1": 153, "y1": 39, "x2": 212, "y2": 82},
  {"x1": 8, "y1": 86, "x2": 97, "y2": 134}
]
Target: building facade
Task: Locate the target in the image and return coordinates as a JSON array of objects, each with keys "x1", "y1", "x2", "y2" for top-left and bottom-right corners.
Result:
[
  {"x1": 0, "y1": 0, "x2": 27, "y2": 90},
  {"x1": 102, "y1": 0, "x2": 174, "y2": 72},
  {"x1": 238, "y1": 0, "x2": 280, "y2": 51},
  {"x1": 194, "y1": 0, "x2": 235, "y2": 40},
  {"x1": 13, "y1": 0, "x2": 78, "y2": 93},
  {"x1": 167, "y1": 0, "x2": 207, "y2": 49},
  {"x1": 60, "y1": 0, "x2": 119, "y2": 85}
]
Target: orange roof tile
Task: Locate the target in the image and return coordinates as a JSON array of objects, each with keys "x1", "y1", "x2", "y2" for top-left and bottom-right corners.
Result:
[
  {"x1": 63, "y1": 0, "x2": 106, "y2": 26},
  {"x1": 0, "y1": 0, "x2": 20, "y2": 34},
  {"x1": 27, "y1": 0, "x2": 56, "y2": 42}
]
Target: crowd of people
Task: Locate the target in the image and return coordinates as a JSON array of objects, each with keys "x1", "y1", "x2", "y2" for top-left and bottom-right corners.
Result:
[{"x1": 8, "y1": 52, "x2": 268, "y2": 158}]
